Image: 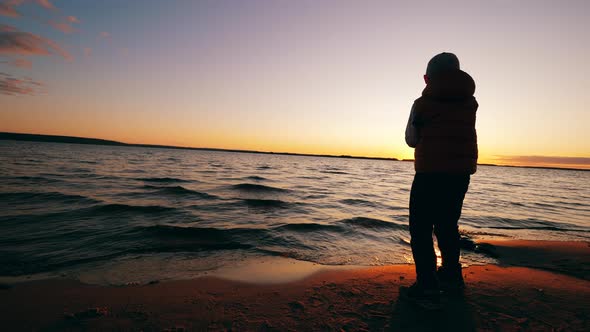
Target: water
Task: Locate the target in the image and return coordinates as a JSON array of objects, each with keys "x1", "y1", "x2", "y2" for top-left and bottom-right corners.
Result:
[{"x1": 1, "y1": 141, "x2": 589, "y2": 284}]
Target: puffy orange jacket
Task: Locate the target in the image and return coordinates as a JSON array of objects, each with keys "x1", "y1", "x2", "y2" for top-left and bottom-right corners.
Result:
[{"x1": 412, "y1": 69, "x2": 478, "y2": 174}]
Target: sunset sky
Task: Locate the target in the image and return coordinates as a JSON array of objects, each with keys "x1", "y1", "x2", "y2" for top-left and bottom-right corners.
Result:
[{"x1": 1, "y1": 0, "x2": 589, "y2": 168}]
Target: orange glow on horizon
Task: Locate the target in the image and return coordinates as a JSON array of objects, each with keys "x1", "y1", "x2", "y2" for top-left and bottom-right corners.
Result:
[{"x1": 1, "y1": 123, "x2": 588, "y2": 170}]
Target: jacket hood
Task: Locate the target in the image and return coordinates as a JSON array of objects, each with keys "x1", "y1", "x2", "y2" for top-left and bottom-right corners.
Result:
[{"x1": 422, "y1": 69, "x2": 475, "y2": 100}]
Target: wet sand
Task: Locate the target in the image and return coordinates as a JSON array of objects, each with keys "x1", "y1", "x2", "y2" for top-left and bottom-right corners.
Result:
[{"x1": 0, "y1": 240, "x2": 588, "y2": 331}]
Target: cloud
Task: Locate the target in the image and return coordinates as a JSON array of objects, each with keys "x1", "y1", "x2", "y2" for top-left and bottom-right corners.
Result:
[
  {"x1": 0, "y1": 30, "x2": 72, "y2": 61},
  {"x1": 494, "y1": 155, "x2": 590, "y2": 169},
  {"x1": 0, "y1": 0, "x2": 63, "y2": 21},
  {"x1": 0, "y1": 0, "x2": 83, "y2": 95},
  {"x1": 0, "y1": 24, "x2": 18, "y2": 32},
  {"x1": 66, "y1": 15, "x2": 79, "y2": 23},
  {"x1": 0, "y1": 57, "x2": 32, "y2": 68},
  {"x1": 1, "y1": 0, "x2": 79, "y2": 34},
  {"x1": 35, "y1": 0, "x2": 54, "y2": 10},
  {"x1": 47, "y1": 15, "x2": 80, "y2": 34},
  {"x1": 0, "y1": 72, "x2": 44, "y2": 95},
  {"x1": 12, "y1": 57, "x2": 31, "y2": 68},
  {"x1": 0, "y1": 0, "x2": 35, "y2": 17},
  {"x1": 0, "y1": 3, "x2": 20, "y2": 17},
  {"x1": 48, "y1": 20, "x2": 75, "y2": 33}
]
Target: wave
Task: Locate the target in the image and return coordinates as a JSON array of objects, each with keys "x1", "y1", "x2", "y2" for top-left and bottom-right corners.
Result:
[
  {"x1": 134, "y1": 177, "x2": 190, "y2": 183},
  {"x1": 74, "y1": 173, "x2": 115, "y2": 179},
  {"x1": 387, "y1": 205, "x2": 407, "y2": 211},
  {"x1": 135, "y1": 222, "x2": 350, "y2": 256},
  {"x1": 275, "y1": 222, "x2": 340, "y2": 232},
  {"x1": 89, "y1": 203, "x2": 178, "y2": 214},
  {"x1": 321, "y1": 170, "x2": 349, "y2": 175},
  {"x1": 137, "y1": 218, "x2": 406, "y2": 243},
  {"x1": 534, "y1": 202, "x2": 558, "y2": 209},
  {"x1": 138, "y1": 218, "x2": 406, "y2": 253},
  {"x1": 339, "y1": 217, "x2": 407, "y2": 230},
  {"x1": 0, "y1": 191, "x2": 99, "y2": 204},
  {"x1": 298, "y1": 176, "x2": 327, "y2": 180},
  {"x1": 275, "y1": 218, "x2": 406, "y2": 233},
  {"x1": 459, "y1": 229, "x2": 510, "y2": 238},
  {"x1": 38, "y1": 172, "x2": 66, "y2": 177},
  {"x1": 502, "y1": 182, "x2": 525, "y2": 187},
  {"x1": 57, "y1": 167, "x2": 91, "y2": 173},
  {"x1": 231, "y1": 183, "x2": 289, "y2": 193},
  {"x1": 9, "y1": 175, "x2": 65, "y2": 184},
  {"x1": 464, "y1": 216, "x2": 590, "y2": 233},
  {"x1": 124, "y1": 169, "x2": 146, "y2": 174},
  {"x1": 143, "y1": 224, "x2": 236, "y2": 237},
  {"x1": 558, "y1": 201, "x2": 588, "y2": 207},
  {"x1": 244, "y1": 175, "x2": 267, "y2": 181},
  {"x1": 143, "y1": 185, "x2": 218, "y2": 199},
  {"x1": 304, "y1": 194, "x2": 328, "y2": 199},
  {"x1": 339, "y1": 198, "x2": 378, "y2": 207},
  {"x1": 486, "y1": 226, "x2": 590, "y2": 232},
  {"x1": 2, "y1": 202, "x2": 181, "y2": 226},
  {"x1": 139, "y1": 225, "x2": 257, "y2": 250},
  {"x1": 242, "y1": 198, "x2": 291, "y2": 208},
  {"x1": 0, "y1": 251, "x2": 130, "y2": 276},
  {"x1": 13, "y1": 161, "x2": 38, "y2": 166}
]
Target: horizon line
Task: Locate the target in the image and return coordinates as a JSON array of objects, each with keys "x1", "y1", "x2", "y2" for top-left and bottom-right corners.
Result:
[{"x1": 0, "y1": 131, "x2": 588, "y2": 172}]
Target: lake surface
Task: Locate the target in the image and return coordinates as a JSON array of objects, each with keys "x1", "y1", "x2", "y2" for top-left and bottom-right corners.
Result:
[{"x1": 1, "y1": 141, "x2": 589, "y2": 284}]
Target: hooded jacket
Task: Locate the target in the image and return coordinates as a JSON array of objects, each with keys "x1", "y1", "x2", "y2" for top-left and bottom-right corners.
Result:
[{"x1": 405, "y1": 69, "x2": 478, "y2": 174}]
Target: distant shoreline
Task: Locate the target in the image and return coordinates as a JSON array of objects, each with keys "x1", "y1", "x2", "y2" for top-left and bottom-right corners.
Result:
[
  {"x1": 0, "y1": 131, "x2": 397, "y2": 161},
  {"x1": 1, "y1": 131, "x2": 588, "y2": 171}
]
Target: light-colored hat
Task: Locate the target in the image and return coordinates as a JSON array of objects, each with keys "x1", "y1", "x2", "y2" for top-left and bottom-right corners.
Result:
[{"x1": 426, "y1": 52, "x2": 460, "y2": 77}]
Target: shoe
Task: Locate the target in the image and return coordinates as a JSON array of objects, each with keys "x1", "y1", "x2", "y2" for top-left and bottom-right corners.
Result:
[
  {"x1": 399, "y1": 282, "x2": 441, "y2": 311},
  {"x1": 437, "y1": 265, "x2": 465, "y2": 295}
]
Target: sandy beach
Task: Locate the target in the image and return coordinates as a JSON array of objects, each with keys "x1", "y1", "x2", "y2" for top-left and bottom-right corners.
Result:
[{"x1": 0, "y1": 240, "x2": 588, "y2": 331}]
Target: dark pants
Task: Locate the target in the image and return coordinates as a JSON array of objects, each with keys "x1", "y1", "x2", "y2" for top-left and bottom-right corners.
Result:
[{"x1": 409, "y1": 172, "x2": 470, "y2": 287}]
